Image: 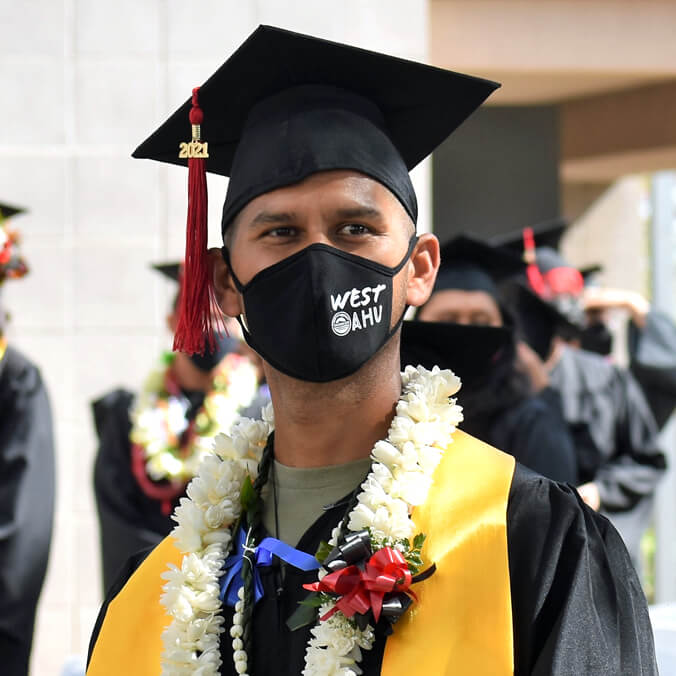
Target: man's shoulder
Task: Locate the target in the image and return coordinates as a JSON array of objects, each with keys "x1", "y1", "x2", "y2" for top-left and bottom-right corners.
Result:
[
  {"x1": 0, "y1": 345, "x2": 43, "y2": 395},
  {"x1": 91, "y1": 387, "x2": 135, "y2": 440}
]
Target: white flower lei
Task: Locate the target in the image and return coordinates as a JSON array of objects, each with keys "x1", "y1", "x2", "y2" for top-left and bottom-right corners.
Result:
[
  {"x1": 130, "y1": 352, "x2": 259, "y2": 482},
  {"x1": 160, "y1": 365, "x2": 462, "y2": 676}
]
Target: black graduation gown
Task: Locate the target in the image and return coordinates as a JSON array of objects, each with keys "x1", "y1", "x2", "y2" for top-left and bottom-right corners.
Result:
[
  {"x1": 93, "y1": 386, "x2": 271, "y2": 593},
  {"x1": 548, "y1": 346, "x2": 666, "y2": 562},
  {"x1": 0, "y1": 346, "x2": 55, "y2": 676},
  {"x1": 462, "y1": 387, "x2": 578, "y2": 484},
  {"x1": 88, "y1": 463, "x2": 657, "y2": 675},
  {"x1": 629, "y1": 310, "x2": 676, "y2": 430},
  {"x1": 92, "y1": 389, "x2": 177, "y2": 593}
]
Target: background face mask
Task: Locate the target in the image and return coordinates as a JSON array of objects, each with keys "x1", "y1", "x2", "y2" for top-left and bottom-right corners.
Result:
[{"x1": 225, "y1": 238, "x2": 416, "y2": 382}]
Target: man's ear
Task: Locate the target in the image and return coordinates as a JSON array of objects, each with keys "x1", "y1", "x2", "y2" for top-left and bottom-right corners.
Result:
[
  {"x1": 166, "y1": 310, "x2": 178, "y2": 334},
  {"x1": 209, "y1": 248, "x2": 243, "y2": 318},
  {"x1": 406, "y1": 233, "x2": 440, "y2": 308}
]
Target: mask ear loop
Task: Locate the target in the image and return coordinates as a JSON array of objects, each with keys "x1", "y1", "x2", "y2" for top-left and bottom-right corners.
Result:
[
  {"x1": 385, "y1": 235, "x2": 420, "y2": 342},
  {"x1": 221, "y1": 246, "x2": 250, "y2": 334}
]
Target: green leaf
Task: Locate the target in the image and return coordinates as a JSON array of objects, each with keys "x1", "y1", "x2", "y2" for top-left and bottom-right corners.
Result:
[
  {"x1": 287, "y1": 596, "x2": 321, "y2": 631},
  {"x1": 299, "y1": 592, "x2": 325, "y2": 608},
  {"x1": 413, "y1": 533, "x2": 427, "y2": 551},
  {"x1": 314, "y1": 540, "x2": 332, "y2": 564},
  {"x1": 240, "y1": 475, "x2": 259, "y2": 514}
]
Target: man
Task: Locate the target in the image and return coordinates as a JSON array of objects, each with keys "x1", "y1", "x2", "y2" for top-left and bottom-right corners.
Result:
[
  {"x1": 0, "y1": 202, "x2": 55, "y2": 676},
  {"x1": 93, "y1": 262, "x2": 264, "y2": 592},
  {"x1": 408, "y1": 234, "x2": 577, "y2": 483},
  {"x1": 583, "y1": 279, "x2": 676, "y2": 430},
  {"x1": 496, "y1": 219, "x2": 676, "y2": 427},
  {"x1": 88, "y1": 27, "x2": 656, "y2": 675},
  {"x1": 498, "y1": 224, "x2": 666, "y2": 565}
]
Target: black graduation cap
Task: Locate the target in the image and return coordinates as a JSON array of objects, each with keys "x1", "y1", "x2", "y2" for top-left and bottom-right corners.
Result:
[
  {"x1": 134, "y1": 25, "x2": 499, "y2": 227},
  {"x1": 491, "y1": 218, "x2": 569, "y2": 256},
  {"x1": 401, "y1": 320, "x2": 513, "y2": 391},
  {"x1": 133, "y1": 25, "x2": 499, "y2": 355},
  {"x1": 0, "y1": 202, "x2": 27, "y2": 221},
  {"x1": 433, "y1": 234, "x2": 526, "y2": 298},
  {"x1": 501, "y1": 281, "x2": 581, "y2": 360},
  {"x1": 580, "y1": 264, "x2": 603, "y2": 284},
  {"x1": 151, "y1": 262, "x2": 181, "y2": 283}
]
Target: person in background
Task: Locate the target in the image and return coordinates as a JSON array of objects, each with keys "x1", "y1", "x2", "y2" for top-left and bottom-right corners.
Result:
[
  {"x1": 496, "y1": 219, "x2": 676, "y2": 429},
  {"x1": 92, "y1": 262, "x2": 265, "y2": 592},
  {"x1": 499, "y1": 222, "x2": 667, "y2": 565},
  {"x1": 0, "y1": 202, "x2": 55, "y2": 676},
  {"x1": 410, "y1": 234, "x2": 577, "y2": 483},
  {"x1": 582, "y1": 273, "x2": 676, "y2": 430}
]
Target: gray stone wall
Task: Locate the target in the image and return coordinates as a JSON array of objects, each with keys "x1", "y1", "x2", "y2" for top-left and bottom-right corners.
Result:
[{"x1": 0, "y1": 1, "x2": 429, "y2": 672}]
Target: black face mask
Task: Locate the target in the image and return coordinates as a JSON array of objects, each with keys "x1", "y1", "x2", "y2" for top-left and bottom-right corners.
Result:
[
  {"x1": 223, "y1": 238, "x2": 416, "y2": 382},
  {"x1": 580, "y1": 322, "x2": 613, "y2": 356}
]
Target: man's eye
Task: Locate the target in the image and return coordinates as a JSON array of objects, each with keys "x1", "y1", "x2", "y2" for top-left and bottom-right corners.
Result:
[
  {"x1": 339, "y1": 223, "x2": 370, "y2": 236},
  {"x1": 264, "y1": 227, "x2": 296, "y2": 238}
]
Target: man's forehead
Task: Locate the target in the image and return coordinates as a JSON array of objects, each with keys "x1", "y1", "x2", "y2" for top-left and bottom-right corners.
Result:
[{"x1": 235, "y1": 170, "x2": 406, "y2": 224}]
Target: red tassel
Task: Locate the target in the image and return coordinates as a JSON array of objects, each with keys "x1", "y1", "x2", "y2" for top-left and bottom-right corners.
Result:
[
  {"x1": 522, "y1": 227, "x2": 548, "y2": 298},
  {"x1": 173, "y1": 87, "x2": 223, "y2": 355}
]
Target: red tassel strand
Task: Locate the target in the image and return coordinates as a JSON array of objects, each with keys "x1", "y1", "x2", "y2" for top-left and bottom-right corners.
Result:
[
  {"x1": 173, "y1": 87, "x2": 223, "y2": 355},
  {"x1": 522, "y1": 227, "x2": 548, "y2": 298}
]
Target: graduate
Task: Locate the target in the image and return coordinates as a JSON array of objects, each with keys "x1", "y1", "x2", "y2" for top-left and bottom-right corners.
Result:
[
  {"x1": 93, "y1": 262, "x2": 264, "y2": 592},
  {"x1": 583, "y1": 270, "x2": 676, "y2": 430},
  {"x1": 87, "y1": 27, "x2": 657, "y2": 675},
  {"x1": 496, "y1": 219, "x2": 676, "y2": 428},
  {"x1": 408, "y1": 234, "x2": 577, "y2": 483},
  {"x1": 497, "y1": 224, "x2": 667, "y2": 565},
  {"x1": 0, "y1": 202, "x2": 55, "y2": 676}
]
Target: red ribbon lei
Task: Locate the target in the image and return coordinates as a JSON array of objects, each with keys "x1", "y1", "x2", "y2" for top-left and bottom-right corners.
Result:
[{"x1": 304, "y1": 547, "x2": 414, "y2": 623}]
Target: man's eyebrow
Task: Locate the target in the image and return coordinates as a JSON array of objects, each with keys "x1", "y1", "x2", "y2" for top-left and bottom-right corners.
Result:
[
  {"x1": 333, "y1": 206, "x2": 384, "y2": 221},
  {"x1": 249, "y1": 211, "x2": 296, "y2": 226}
]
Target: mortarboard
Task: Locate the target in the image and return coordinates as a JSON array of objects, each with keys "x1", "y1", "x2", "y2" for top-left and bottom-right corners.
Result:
[
  {"x1": 433, "y1": 234, "x2": 526, "y2": 299},
  {"x1": 491, "y1": 218, "x2": 569, "y2": 256},
  {"x1": 501, "y1": 281, "x2": 581, "y2": 360},
  {"x1": 151, "y1": 262, "x2": 181, "y2": 283},
  {"x1": 580, "y1": 264, "x2": 603, "y2": 285},
  {"x1": 490, "y1": 219, "x2": 584, "y2": 299},
  {"x1": 133, "y1": 25, "x2": 499, "y2": 354},
  {"x1": 151, "y1": 260, "x2": 239, "y2": 371},
  {"x1": 0, "y1": 202, "x2": 27, "y2": 222}
]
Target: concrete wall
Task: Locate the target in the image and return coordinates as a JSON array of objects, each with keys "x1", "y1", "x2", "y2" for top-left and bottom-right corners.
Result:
[{"x1": 0, "y1": 2, "x2": 429, "y2": 672}]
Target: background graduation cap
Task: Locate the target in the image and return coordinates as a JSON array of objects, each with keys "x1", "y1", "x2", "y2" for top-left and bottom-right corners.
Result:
[
  {"x1": 431, "y1": 233, "x2": 527, "y2": 303},
  {"x1": 490, "y1": 219, "x2": 585, "y2": 300},
  {"x1": 132, "y1": 25, "x2": 500, "y2": 355},
  {"x1": 151, "y1": 260, "x2": 239, "y2": 371},
  {"x1": 579, "y1": 263, "x2": 603, "y2": 285},
  {"x1": 151, "y1": 262, "x2": 181, "y2": 283},
  {"x1": 501, "y1": 281, "x2": 581, "y2": 360},
  {"x1": 0, "y1": 202, "x2": 27, "y2": 222},
  {"x1": 491, "y1": 218, "x2": 568, "y2": 257}
]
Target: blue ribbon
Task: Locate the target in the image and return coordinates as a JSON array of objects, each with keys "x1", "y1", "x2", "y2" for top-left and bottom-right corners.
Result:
[{"x1": 219, "y1": 528, "x2": 321, "y2": 607}]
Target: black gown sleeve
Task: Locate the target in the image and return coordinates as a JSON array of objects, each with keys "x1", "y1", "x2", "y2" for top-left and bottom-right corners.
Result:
[
  {"x1": 491, "y1": 388, "x2": 578, "y2": 484},
  {"x1": 92, "y1": 390, "x2": 168, "y2": 593},
  {"x1": 629, "y1": 310, "x2": 676, "y2": 429},
  {"x1": 508, "y1": 463, "x2": 657, "y2": 675},
  {"x1": 0, "y1": 347, "x2": 55, "y2": 676},
  {"x1": 594, "y1": 368, "x2": 666, "y2": 512}
]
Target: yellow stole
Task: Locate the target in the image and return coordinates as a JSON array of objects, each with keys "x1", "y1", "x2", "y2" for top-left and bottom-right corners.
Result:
[{"x1": 87, "y1": 431, "x2": 514, "y2": 675}]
